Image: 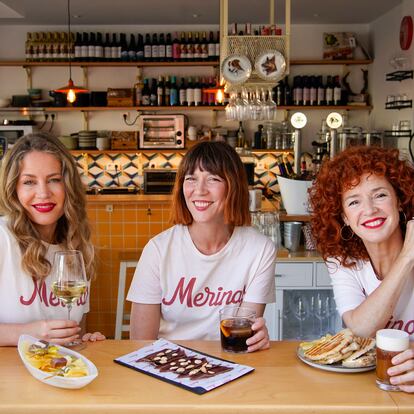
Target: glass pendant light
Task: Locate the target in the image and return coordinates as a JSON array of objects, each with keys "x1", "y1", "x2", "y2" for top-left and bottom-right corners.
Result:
[{"x1": 54, "y1": 0, "x2": 88, "y2": 103}]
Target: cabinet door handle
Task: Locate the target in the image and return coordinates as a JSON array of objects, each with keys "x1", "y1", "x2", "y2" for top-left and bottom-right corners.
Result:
[{"x1": 275, "y1": 274, "x2": 283, "y2": 278}]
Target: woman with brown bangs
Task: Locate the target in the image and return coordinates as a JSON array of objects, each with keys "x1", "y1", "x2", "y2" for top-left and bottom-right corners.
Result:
[
  {"x1": 128, "y1": 141, "x2": 276, "y2": 352},
  {"x1": 0, "y1": 133, "x2": 104, "y2": 346},
  {"x1": 309, "y1": 146, "x2": 414, "y2": 392}
]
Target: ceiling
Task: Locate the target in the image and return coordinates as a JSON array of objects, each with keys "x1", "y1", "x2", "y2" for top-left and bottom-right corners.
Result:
[{"x1": 0, "y1": 0, "x2": 402, "y2": 26}]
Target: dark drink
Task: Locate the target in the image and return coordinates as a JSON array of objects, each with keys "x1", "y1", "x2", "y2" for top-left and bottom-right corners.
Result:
[{"x1": 220, "y1": 318, "x2": 253, "y2": 353}]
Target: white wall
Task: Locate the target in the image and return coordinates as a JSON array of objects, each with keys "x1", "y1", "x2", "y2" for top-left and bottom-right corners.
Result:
[
  {"x1": 0, "y1": 22, "x2": 376, "y2": 153},
  {"x1": 370, "y1": 0, "x2": 414, "y2": 156}
]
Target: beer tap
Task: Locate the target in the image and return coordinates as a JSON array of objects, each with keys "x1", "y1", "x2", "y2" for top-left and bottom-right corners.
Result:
[
  {"x1": 326, "y1": 112, "x2": 343, "y2": 159},
  {"x1": 290, "y1": 112, "x2": 307, "y2": 176}
]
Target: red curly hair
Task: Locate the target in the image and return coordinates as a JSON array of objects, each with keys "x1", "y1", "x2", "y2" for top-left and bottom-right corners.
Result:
[{"x1": 309, "y1": 146, "x2": 414, "y2": 268}]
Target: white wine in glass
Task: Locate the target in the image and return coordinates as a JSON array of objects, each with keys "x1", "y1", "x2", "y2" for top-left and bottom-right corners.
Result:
[{"x1": 51, "y1": 250, "x2": 87, "y2": 348}]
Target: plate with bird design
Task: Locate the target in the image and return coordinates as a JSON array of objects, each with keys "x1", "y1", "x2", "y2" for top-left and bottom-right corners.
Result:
[
  {"x1": 255, "y1": 50, "x2": 286, "y2": 81},
  {"x1": 222, "y1": 54, "x2": 252, "y2": 85}
]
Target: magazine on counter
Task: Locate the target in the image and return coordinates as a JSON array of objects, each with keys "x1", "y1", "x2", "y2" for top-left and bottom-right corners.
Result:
[{"x1": 114, "y1": 338, "x2": 255, "y2": 394}]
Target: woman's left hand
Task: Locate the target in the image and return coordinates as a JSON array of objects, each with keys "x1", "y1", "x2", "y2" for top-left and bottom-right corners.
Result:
[
  {"x1": 246, "y1": 317, "x2": 270, "y2": 352},
  {"x1": 388, "y1": 348, "x2": 414, "y2": 392},
  {"x1": 82, "y1": 331, "x2": 106, "y2": 342}
]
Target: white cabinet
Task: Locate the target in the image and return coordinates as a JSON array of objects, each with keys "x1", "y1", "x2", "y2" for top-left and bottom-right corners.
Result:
[{"x1": 264, "y1": 260, "x2": 342, "y2": 341}]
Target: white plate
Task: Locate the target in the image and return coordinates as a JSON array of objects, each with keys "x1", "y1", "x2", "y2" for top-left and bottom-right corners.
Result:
[
  {"x1": 18, "y1": 334, "x2": 98, "y2": 389},
  {"x1": 297, "y1": 347, "x2": 375, "y2": 374},
  {"x1": 255, "y1": 50, "x2": 286, "y2": 81},
  {"x1": 222, "y1": 54, "x2": 252, "y2": 85}
]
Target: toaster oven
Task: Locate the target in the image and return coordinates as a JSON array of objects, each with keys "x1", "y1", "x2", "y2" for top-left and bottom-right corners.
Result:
[
  {"x1": 138, "y1": 115, "x2": 185, "y2": 149},
  {"x1": 144, "y1": 169, "x2": 177, "y2": 194}
]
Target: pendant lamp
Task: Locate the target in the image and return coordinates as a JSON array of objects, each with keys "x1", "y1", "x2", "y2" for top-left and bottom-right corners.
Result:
[{"x1": 55, "y1": 0, "x2": 88, "y2": 103}]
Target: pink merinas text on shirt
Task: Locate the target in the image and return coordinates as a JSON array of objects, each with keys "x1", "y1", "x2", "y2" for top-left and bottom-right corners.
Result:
[
  {"x1": 20, "y1": 279, "x2": 88, "y2": 307},
  {"x1": 385, "y1": 316, "x2": 414, "y2": 335},
  {"x1": 162, "y1": 276, "x2": 246, "y2": 307}
]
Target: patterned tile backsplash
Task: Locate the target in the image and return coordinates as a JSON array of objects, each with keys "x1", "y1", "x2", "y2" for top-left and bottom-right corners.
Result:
[{"x1": 74, "y1": 151, "x2": 285, "y2": 193}]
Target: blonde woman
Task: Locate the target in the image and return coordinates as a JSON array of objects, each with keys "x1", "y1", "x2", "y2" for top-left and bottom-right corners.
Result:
[{"x1": 0, "y1": 133, "x2": 104, "y2": 346}]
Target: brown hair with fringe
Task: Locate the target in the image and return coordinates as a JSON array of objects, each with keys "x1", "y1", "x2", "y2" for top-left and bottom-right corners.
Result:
[
  {"x1": 309, "y1": 146, "x2": 414, "y2": 268},
  {"x1": 170, "y1": 141, "x2": 251, "y2": 226},
  {"x1": 0, "y1": 133, "x2": 95, "y2": 280}
]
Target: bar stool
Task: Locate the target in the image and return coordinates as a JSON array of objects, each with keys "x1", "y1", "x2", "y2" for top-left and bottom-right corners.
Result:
[{"x1": 115, "y1": 258, "x2": 138, "y2": 340}]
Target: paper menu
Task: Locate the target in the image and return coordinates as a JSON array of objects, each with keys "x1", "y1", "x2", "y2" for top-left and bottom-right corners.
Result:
[{"x1": 114, "y1": 338, "x2": 254, "y2": 394}]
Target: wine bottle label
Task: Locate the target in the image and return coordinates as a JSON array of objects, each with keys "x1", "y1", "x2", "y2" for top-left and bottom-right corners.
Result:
[
  {"x1": 88, "y1": 45, "x2": 95, "y2": 58},
  {"x1": 95, "y1": 46, "x2": 103, "y2": 58},
  {"x1": 334, "y1": 88, "x2": 341, "y2": 104},
  {"x1": 135, "y1": 90, "x2": 142, "y2": 105},
  {"x1": 75, "y1": 46, "x2": 82, "y2": 59},
  {"x1": 170, "y1": 90, "x2": 178, "y2": 105},
  {"x1": 193, "y1": 43, "x2": 200, "y2": 59},
  {"x1": 208, "y1": 44, "x2": 215, "y2": 58},
  {"x1": 172, "y1": 44, "x2": 180, "y2": 60},
  {"x1": 158, "y1": 45, "x2": 166, "y2": 58},
  {"x1": 81, "y1": 45, "x2": 88, "y2": 58},
  {"x1": 326, "y1": 88, "x2": 333, "y2": 103},
  {"x1": 166, "y1": 45, "x2": 173, "y2": 58},
  {"x1": 180, "y1": 44, "x2": 187, "y2": 59},
  {"x1": 144, "y1": 45, "x2": 151, "y2": 58},
  {"x1": 142, "y1": 95, "x2": 150, "y2": 105},
  {"x1": 111, "y1": 46, "x2": 118, "y2": 59},
  {"x1": 179, "y1": 89, "x2": 186, "y2": 105},
  {"x1": 201, "y1": 44, "x2": 208, "y2": 59},
  {"x1": 151, "y1": 45, "x2": 159, "y2": 59},
  {"x1": 186, "y1": 88, "x2": 194, "y2": 105},
  {"x1": 317, "y1": 88, "x2": 325, "y2": 105},
  {"x1": 104, "y1": 47, "x2": 111, "y2": 59},
  {"x1": 215, "y1": 43, "x2": 220, "y2": 57},
  {"x1": 194, "y1": 89, "x2": 202, "y2": 105}
]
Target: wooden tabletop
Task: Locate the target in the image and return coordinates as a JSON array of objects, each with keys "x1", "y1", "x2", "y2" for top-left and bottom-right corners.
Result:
[{"x1": 1, "y1": 340, "x2": 409, "y2": 414}]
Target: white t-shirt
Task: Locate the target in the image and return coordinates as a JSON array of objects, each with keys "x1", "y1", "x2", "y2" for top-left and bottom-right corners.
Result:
[
  {"x1": 327, "y1": 259, "x2": 414, "y2": 338},
  {"x1": 0, "y1": 217, "x2": 89, "y2": 324},
  {"x1": 127, "y1": 225, "x2": 276, "y2": 340}
]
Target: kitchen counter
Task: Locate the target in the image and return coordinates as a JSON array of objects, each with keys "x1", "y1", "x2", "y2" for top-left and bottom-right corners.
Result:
[{"x1": 0, "y1": 340, "x2": 404, "y2": 414}]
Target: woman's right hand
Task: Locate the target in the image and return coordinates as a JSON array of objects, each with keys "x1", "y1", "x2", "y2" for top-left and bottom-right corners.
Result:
[
  {"x1": 26, "y1": 319, "x2": 81, "y2": 345},
  {"x1": 401, "y1": 218, "x2": 414, "y2": 263},
  {"x1": 387, "y1": 348, "x2": 414, "y2": 393}
]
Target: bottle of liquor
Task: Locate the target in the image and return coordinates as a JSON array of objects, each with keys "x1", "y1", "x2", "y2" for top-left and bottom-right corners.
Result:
[
  {"x1": 151, "y1": 33, "x2": 159, "y2": 61},
  {"x1": 254, "y1": 124, "x2": 263, "y2": 149},
  {"x1": 333, "y1": 75, "x2": 342, "y2": 105},
  {"x1": 215, "y1": 31, "x2": 220, "y2": 60},
  {"x1": 150, "y1": 78, "x2": 157, "y2": 106},
  {"x1": 302, "y1": 76, "x2": 310, "y2": 106},
  {"x1": 284, "y1": 76, "x2": 292, "y2": 105},
  {"x1": 172, "y1": 32, "x2": 180, "y2": 61},
  {"x1": 186, "y1": 77, "x2": 194, "y2": 106},
  {"x1": 95, "y1": 32, "x2": 104, "y2": 62},
  {"x1": 128, "y1": 34, "x2": 136, "y2": 62},
  {"x1": 201, "y1": 32, "x2": 208, "y2": 60},
  {"x1": 170, "y1": 76, "x2": 178, "y2": 106},
  {"x1": 103, "y1": 33, "x2": 111, "y2": 61},
  {"x1": 325, "y1": 75, "x2": 334, "y2": 106},
  {"x1": 180, "y1": 32, "x2": 187, "y2": 61},
  {"x1": 165, "y1": 33, "x2": 173, "y2": 61},
  {"x1": 141, "y1": 78, "x2": 150, "y2": 106},
  {"x1": 81, "y1": 32, "x2": 89, "y2": 62},
  {"x1": 144, "y1": 33, "x2": 152, "y2": 61},
  {"x1": 111, "y1": 33, "x2": 118, "y2": 61},
  {"x1": 157, "y1": 76, "x2": 164, "y2": 106},
  {"x1": 186, "y1": 32, "x2": 194, "y2": 61},
  {"x1": 179, "y1": 77, "x2": 187, "y2": 106},
  {"x1": 317, "y1": 75, "x2": 325, "y2": 106},
  {"x1": 193, "y1": 32, "x2": 200, "y2": 60},
  {"x1": 193, "y1": 77, "x2": 202, "y2": 106},
  {"x1": 88, "y1": 32, "x2": 96, "y2": 61},
  {"x1": 136, "y1": 34, "x2": 144, "y2": 61},
  {"x1": 309, "y1": 75, "x2": 317, "y2": 106},
  {"x1": 134, "y1": 69, "x2": 144, "y2": 106},
  {"x1": 120, "y1": 33, "x2": 129, "y2": 61},
  {"x1": 164, "y1": 75, "x2": 171, "y2": 106},
  {"x1": 207, "y1": 31, "x2": 215, "y2": 61},
  {"x1": 237, "y1": 121, "x2": 245, "y2": 148},
  {"x1": 158, "y1": 33, "x2": 166, "y2": 62}
]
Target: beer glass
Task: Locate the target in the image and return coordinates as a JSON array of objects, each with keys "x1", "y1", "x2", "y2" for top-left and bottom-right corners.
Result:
[
  {"x1": 376, "y1": 329, "x2": 409, "y2": 391},
  {"x1": 219, "y1": 306, "x2": 256, "y2": 353}
]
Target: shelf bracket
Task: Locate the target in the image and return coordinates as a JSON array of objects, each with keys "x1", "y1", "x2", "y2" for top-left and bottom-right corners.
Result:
[
  {"x1": 81, "y1": 66, "x2": 89, "y2": 90},
  {"x1": 81, "y1": 110, "x2": 89, "y2": 130},
  {"x1": 24, "y1": 66, "x2": 33, "y2": 90}
]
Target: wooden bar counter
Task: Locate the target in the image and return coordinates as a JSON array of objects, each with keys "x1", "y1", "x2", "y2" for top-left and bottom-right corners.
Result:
[{"x1": 0, "y1": 340, "x2": 408, "y2": 413}]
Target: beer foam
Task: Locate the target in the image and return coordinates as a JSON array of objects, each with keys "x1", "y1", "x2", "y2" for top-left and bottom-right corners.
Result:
[{"x1": 376, "y1": 329, "x2": 409, "y2": 352}]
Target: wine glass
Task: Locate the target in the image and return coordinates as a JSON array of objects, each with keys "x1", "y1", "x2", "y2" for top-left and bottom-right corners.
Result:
[
  {"x1": 293, "y1": 296, "x2": 308, "y2": 339},
  {"x1": 315, "y1": 293, "x2": 327, "y2": 336},
  {"x1": 51, "y1": 250, "x2": 87, "y2": 348}
]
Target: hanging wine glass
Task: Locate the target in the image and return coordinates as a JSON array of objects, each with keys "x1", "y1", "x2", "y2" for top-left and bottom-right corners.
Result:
[
  {"x1": 51, "y1": 250, "x2": 87, "y2": 348},
  {"x1": 225, "y1": 93, "x2": 237, "y2": 121}
]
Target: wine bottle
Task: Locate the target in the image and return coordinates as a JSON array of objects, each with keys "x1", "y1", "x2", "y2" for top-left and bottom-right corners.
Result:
[
  {"x1": 172, "y1": 32, "x2": 180, "y2": 61},
  {"x1": 302, "y1": 75, "x2": 310, "y2": 106},
  {"x1": 164, "y1": 75, "x2": 171, "y2": 106},
  {"x1": 81, "y1": 32, "x2": 89, "y2": 62},
  {"x1": 333, "y1": 75, "x2": 342, "y2": 105},
  {"x1": 325, "y1": 75, "x2": 334, "y2": 106},
  {"x1": 158, "y1": 33, "x2": 166, "y2": 62},
  {"x1": 317, "y1": 75, "x2": 325, "y2": 106},
  {"x1": 201, "y1": 32, "x2": 208, "y2": 60},
  {"x1": 136, "y1": 34, "x2": 144, "y2": 61},
  {"x1": 144, "y1": 33, "x2": 152, "y2": 61},
  {"x1": 309, "y1": 75, "x2": 317, "y2": 106},
  {"x1": 180, "y1": 32, "x2": 187, "y2": 61},
  {"x1": 150, "y1": 78, "x2": 157, "y2": 106},
  {"x1": 151, "y1": 33, "x2": 159, "y2": 61},
  {"x1": 103, "y1": 33, "x2": 111, "y2": 61},
  {"x1": 207, "y1": 31, "x2": 215, "y2": 61},
  {"x1": 165, "y1": 33, "x2": 173, "y2": 61},
  {"x1": 141, "y1": 78, "x2": 150, "y2": 106},
  {"x1": 88, "y1": 32, "x2": 96, "y2": 62},
  {"x1": 186, "y1": 77, "x2": 194, "y2": 106},
  {"x1": 179, "y1": 77, "x2": 187, "y2": 106},
  {"x1": 170, "y1": 75, "x2": 178, "y2": 106},
  {"x1": 186, "y1": 32, "x2": 194, "y2": 61},
  {"x1": 74, "y1": 32, "x2": 82, "y2": 62},
  {"x1": 128, "y1": 34, "x2": 136, "y2": 62},
  {"x1": 193, "y1": 77, "x2": 202, "y2": 106},
  {"x1": 134, "y1": 70, "x2": 144, "y2": 106},
  {"x1": 120, "y1": 33, "x2": 129, "y2": 61},
  {"x1": 157, "y1": 75, "x2": 164, "y2": 106},
  {"x1": 95, "y1": 32, "x2": 103, "y2": 62},
  {"x1": 193, "y1": 32, "x2": 200, "y2": 60}
]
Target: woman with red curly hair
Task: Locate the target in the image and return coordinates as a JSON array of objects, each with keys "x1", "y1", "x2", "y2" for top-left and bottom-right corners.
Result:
[{"x1": 309, "y1": 146, "x2": 414, "y2": 392}]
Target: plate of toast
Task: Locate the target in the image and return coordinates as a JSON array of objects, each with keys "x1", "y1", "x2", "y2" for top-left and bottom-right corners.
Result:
[{"x1": 297, "y1": 328, "x2": 376, "y2": 373}]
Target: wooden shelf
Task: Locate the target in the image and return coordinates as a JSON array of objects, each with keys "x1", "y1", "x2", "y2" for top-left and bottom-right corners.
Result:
[
  {"x1": 71, "y1": 148, "x2": 288, "y2": 155},
  {"x1": 290, "y1": 59, "x2": 373, "y2": 65},
  {"x1": 0, "y1": 60, "x2": 219, "y2": 67},
  {"x1": 279, "y1": 105, "x2": 372, "y2": 111},
  {"x1": 45, "y1": 105, "x2": 226, "y2": 112}
]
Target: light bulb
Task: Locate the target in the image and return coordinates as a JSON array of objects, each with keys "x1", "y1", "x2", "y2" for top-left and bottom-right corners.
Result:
[
  {"x1": 216, "y1": 89, "x2": 224, "y2": 104},
  {"x1": 67, "y1": 89, "x2": 76, "y2": 103}
]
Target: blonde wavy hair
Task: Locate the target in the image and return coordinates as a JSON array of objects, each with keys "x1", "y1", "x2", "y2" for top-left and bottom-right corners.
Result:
[{"x1": 0, "y1": 133, "x2": 95, "y2": 280}]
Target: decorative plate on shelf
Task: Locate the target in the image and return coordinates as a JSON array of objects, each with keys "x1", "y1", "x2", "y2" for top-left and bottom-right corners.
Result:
[
  {"x1": 221, "y1": 54, "x2": 252, "y2": 85},
  {"x1": 255, "y1": 50, "x2": 286, "y2": 81}
]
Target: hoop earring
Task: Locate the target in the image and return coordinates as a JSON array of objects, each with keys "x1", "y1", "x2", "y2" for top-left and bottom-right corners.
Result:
[
  {"x1": 400, "y1": 210, "x2": 407, "y2": 225},
  {"x1": 340, "y1": 224, "x2": 354, "y2": 241}
]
